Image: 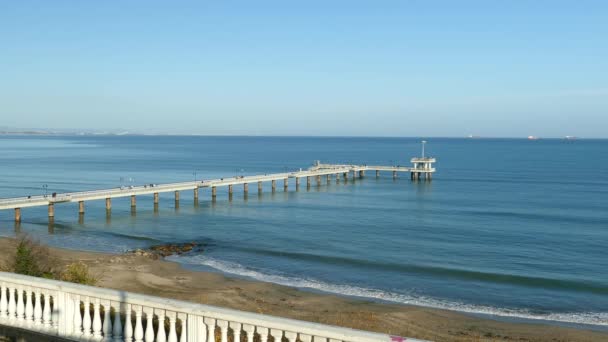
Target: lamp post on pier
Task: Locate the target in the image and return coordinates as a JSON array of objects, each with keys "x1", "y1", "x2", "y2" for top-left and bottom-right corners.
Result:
[{"x1": 421, "y1": 140, "x2": 427, "y2": 158}]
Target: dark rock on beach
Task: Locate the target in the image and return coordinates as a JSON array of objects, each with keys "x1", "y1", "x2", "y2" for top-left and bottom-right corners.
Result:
[{"x1": 129, "y1": 242, "x2": 203, "y2": 259}]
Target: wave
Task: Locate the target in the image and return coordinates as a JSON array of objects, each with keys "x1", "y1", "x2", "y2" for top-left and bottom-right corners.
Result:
[
  {"x1": 210, "y1": 245, "x2": 608, "y2": 295},
  {"x1": 167, "y1": 254, "x2": 608, "y2": 326}
]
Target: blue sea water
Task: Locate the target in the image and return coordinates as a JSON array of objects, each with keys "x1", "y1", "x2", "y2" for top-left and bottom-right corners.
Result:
[{"x1": 0, "y1": 135, "x2": 607, "y2": 326}]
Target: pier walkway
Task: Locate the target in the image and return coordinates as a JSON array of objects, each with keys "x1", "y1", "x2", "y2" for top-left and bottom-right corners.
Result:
[{"x1": 0, "y1": 159, "x2": 435, "y2": 222}]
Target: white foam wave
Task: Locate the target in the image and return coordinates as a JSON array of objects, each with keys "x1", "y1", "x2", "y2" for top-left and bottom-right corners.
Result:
[{"x1": 167, "y1": 254, "x2": 608, "y2": 327}]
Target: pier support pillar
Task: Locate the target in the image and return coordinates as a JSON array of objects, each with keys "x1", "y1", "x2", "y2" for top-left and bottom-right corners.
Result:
[
  {"x1": 295, "y1": 177, "x2": 300, "y2": 190},
  {"x1": 194, "y1": 188, "x2": 199, "y2": 201},
  {"x1": 359, "y1": 170, "x2": 365, "y2": 178},
  {"x1": 48, "y1": 203, "x2": 55, "y2": 218},
  {"x1": 154, "y1": 192, "x2": 159, "y2": 204},
  {"x1": 212, "y1": 186, "x2": 217, "y2": 198},
  {"x1": 376, "y1": 170, "x2": 380, "y2": 178},
  {"x1": 410, "y1": 172, "x2": 415, "y2": 180},
  {"x1": 272, "y1": 180, "x2": 276, "y2": 192},
  {"x1": 307, "y1": 176, "x2": 311, "y2": 187},
  {"x1": 174, "y1": 191, "x2": 180, "y2": 202},
  {"x1": 228, "y1": 185, "x2": 233, "y2": 195},
  {"x1": 244, "y1": 183, "x2": 249, "y2": 194},
  {"x1": 393, "y1": 171, "x2": 397, "y2": 179},
  {"x1": 327, "y1": 174, "x2": 331, "y2": 184},
  {"x1": 316, "y1": 175, "x2": 321, "y2": 186},
  {"x1": 105, "y1": 198, "x2": 112, "y2": 210},
  {"x1": 14, "y1": 208, "x2": 21, "y2": 222},
  {"x1": 284, "y1": 178, "x2": 288, "y2": 191},
  {"x1": 343, "y1": 172, "x2": 348, "y2": 181},
  {"x1": 130, "y1": 195, "x2": 136, "y2": 208},
  {"x1": 78, "y1": 201, "x2": 85, "y2": 214},
  {"x1": 336, "y1": 173, "x2": 340, "y2": 183},
  {"x1": 427, "y1": 173, "x2": 432, "y2": 181},
  {"x1": 257, "y1": 181, "x2": 263, "y2": 194}
]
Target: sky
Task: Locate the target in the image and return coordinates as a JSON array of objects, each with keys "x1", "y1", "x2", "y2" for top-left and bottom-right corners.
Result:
[{"x1": 1, "y1": 1, "x2": 607, "y2": 137}]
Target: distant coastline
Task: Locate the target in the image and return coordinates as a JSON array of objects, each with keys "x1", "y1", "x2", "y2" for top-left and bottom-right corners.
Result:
[{"x1": 0, "y1": 131, "x2": 601, "y2": 139}]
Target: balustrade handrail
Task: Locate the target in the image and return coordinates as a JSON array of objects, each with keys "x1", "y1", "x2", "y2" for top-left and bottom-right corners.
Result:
[{"x1": 0, "y1": 272, "x2": 425, "y2": 342}]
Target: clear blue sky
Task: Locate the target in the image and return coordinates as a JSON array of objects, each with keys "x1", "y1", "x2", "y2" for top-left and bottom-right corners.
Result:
[{"x1": 1, "y1": 1, "x2": 607, "y2": 137}]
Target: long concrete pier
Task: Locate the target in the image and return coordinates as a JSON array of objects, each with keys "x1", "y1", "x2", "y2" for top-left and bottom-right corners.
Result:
[{"x1": 0, "y1": 158, "x2": 435, "y2": 222}]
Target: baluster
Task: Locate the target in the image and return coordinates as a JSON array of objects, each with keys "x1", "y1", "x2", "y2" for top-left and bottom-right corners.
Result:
[
  {"x1": 166, "y1": 312, "x2": 177, "y2": 342},
  {"x1": 155, "y1": 309, "x2": 166, "y2": 342},
  {"x1": 270, "y1": 329, "x2": 283, "y2": 342},
  {"x1": 285, "y1": 331, "x2": 297, "y2": 342},
  {"x1": 124, "y1": 304, "x2": 133, "y2": 342},
  {"x1": 230, "y1": 322, "x2": 242, "y2": 342},
  {"x1": 33, "y1": 290, "x2": 42, "y2": 326},
  {"x1": 93, "y1": 298, "x2": 103, "y2": 339},
  {"x1": 73, "y1": 294, "x2": 83, "y2": 338},
  {"x1": 16, "y1": 286, "x2": 25, "y2": 323},
  {"x1": 0, "y1": 282, "x2": 7, "y2": 319},
  {"x1": 203, "y1": 318, "x2": 215, "y2": 342},
  {"x1": 134, "y1": 305, "x2": 144, "y2": 342},
  {"x1": 194, "y1": 316, "x2": 207, "y2": 342},
  {"x1": 177, "y1": 313, "x2": 187, "y2": 342},
  {"x1": 25, "y1": 288, "x2": 34, "y2": 325},
  {"x1": 217, "y1": 320, "x2": 228, "y2": 342},
  {"x1": 144, "y1": 307, "x2": 155, "y2": 342},
  {"x1": 243, "y1": 324, "x2": 255, "y2": 342},
  {"x1": 313, "y1": 337, "x2": 327, "y2": 342},
  {"x1": 257, "y1": 327, "x2": 269, "y2": 342},
  {"x1": 51, "y1": 292, "x2": 59, "y2": 331},
  {"x1": 42, "y1": 292, "x2": 52, "y2": 329},
  {"x1": 102, "y1": 300, "x2": 112, "y2": 341},
  {"x1": 111, "y1": 302, "x2": 123, "y2": 342},
  {"x1": 83, "y1": 296, "x2": 92, "y2": 338},
  {"x1": 7, "y1": 286, "x2": 16, "y2": 322},
  {"x1": 300, "y1": 334, "x2": 312, "y2": 342}
]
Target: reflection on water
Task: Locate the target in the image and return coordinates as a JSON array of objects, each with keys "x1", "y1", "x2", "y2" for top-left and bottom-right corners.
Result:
[{"x1": 48, "y1": 218, "x2": 54, "y2": 234}]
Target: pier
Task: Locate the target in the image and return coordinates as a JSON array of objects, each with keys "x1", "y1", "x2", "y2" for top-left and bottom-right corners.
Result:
[{"x1": 0, "y1": 158, "x2": 435, "y2": 223}]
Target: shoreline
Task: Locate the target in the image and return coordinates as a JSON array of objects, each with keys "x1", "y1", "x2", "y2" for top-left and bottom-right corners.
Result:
[
  {"x1": 1, "y1": 237, "x2": 607, "y2": 341},
  {"x1": 173, "y1": 260, "x2": 608, "y2": 332}
]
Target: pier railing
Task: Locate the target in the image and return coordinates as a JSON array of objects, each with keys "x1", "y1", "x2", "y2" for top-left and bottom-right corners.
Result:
[{"x1": 0, "y1": 272, "x2": 423, "y2": 342}]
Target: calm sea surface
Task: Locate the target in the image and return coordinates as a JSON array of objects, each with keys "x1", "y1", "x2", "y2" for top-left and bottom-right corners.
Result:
[{"x1": 0, "y1": 136, "x2": 607, "y2": 326}]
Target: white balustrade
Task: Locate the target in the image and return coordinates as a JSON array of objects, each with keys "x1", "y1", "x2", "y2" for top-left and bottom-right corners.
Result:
[{"x1": 0, "y1": 271, "x2": 424, "y2": 342}]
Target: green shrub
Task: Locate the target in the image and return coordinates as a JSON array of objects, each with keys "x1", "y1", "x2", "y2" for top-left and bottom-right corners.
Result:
[
  {"x1": 11, "y1": 235, "x2": 56, "y2": 278},
  {"x1": 61, "y1": 262, "x2": 97, "y2": 285}
]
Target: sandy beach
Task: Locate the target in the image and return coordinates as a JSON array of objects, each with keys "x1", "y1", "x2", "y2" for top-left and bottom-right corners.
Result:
[{"x1": 0, "y1": 237, "x2": 605, "y2": 342}]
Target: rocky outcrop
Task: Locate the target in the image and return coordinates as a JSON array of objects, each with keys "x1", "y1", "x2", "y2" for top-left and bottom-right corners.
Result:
[{"x1": 129, "y1": 242, "x2": 202, "y2": 259}]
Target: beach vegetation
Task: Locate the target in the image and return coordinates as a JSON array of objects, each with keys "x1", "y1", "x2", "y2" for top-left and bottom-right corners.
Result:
[
  {"x1": 6, "y1": 235, "x2": 97, "y2": 285},
  {"x1": 60, "y1": 261, "x2": 97, "y2": 285},
  {"x1": 10, "y1": 235, "x2": 57, "y2": 279}
]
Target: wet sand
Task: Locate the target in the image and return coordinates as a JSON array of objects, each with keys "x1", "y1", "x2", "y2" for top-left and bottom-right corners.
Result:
[{"x1": 0, "y1": 237, "x2": 606, "y2": 342}]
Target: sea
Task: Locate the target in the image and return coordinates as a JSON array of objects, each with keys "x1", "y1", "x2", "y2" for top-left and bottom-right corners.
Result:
[{"x1": 0, "y1": 135, "x2": 606, "y2": 328}]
